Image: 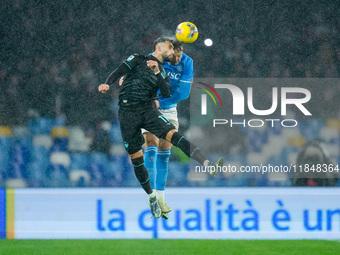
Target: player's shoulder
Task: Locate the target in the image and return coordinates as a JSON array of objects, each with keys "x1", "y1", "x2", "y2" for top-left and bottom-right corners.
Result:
[
  {"x1": 181, "y1": 52, "x2": 193, "y2": 65},
  {"x1": 181, "y1": 52, "x2": 192, "y2": 60},
  {"x1": 180, "y1": 53, "x2": 193, "y2": 71},
  {"x1": 125, "y1": 53, "x2": 146, "y2": 61}
]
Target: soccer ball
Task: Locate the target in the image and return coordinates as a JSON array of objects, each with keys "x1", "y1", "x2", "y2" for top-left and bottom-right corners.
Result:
[{"x1": 175, "y1": 22, "x2": 198, "y2": 43}]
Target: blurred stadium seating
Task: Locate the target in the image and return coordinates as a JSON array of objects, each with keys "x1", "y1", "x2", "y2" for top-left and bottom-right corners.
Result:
[{"x1": 0, "y1": 115, "x2": 339, "y2": 188}]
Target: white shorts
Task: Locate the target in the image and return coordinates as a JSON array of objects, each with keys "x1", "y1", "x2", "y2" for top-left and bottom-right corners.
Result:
[{"x1": 141, "y1": 107, "x2": 178, "y2": 134}]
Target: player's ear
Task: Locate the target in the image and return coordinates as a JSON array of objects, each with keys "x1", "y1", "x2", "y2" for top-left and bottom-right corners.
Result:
[{"x1": 156, "y1": 43, "x2": 162, "y2": 52}]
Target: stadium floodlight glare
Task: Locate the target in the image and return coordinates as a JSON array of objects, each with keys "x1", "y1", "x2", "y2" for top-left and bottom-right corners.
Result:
[{"x1": 204, "y1": 38, "x2": 213, "y2": 46}]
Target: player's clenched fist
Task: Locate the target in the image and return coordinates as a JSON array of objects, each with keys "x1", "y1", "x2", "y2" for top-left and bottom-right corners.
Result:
[
  {"x1": 98, "y1": 84, "x2": 110, "y2": 93},
  {"x1": 147, "y1": 60, "x2": 160, "y2": 74}
]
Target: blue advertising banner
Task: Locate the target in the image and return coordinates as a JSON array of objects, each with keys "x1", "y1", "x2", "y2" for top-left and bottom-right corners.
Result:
[
  {"x1": 0, "y1": 189, "x2": 5, "y2": 239},
  {"x1": 10, "y1": 188, "x2": 340, "y2": 240}
]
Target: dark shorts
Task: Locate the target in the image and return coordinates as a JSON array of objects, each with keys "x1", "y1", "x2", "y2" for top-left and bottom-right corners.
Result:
[{"x1": 118, "y1": 104, "x2": 176, "y2": 154}]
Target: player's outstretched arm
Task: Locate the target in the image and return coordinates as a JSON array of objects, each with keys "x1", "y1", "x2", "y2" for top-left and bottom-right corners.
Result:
[
  {"x1": 103, "y1": 54, "x2": 142, "y2": 86},
  {"x1": 104, "y1": 63, "x2": 130, "y2": 85}
]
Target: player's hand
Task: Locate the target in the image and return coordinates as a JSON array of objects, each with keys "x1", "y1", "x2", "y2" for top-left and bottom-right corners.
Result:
[
  {"x1": 154, "y1": 100, "x2": 160, "y2": 108},
  {"x1": 119, "y1": 76, "x2": 125, "y2": 86},
  {"x1": 98, "y1": 84, "x2": 110, "y2": 93},
  {"x1": 147, "y1": 60, "x2": 160, "y2": 74}
]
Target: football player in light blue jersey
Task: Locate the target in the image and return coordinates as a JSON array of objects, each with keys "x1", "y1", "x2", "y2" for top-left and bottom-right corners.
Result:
[
  {"x1": 143, "y1": 41, "x2": 194, "y2": 219},
  {"x1": 158, "y1": 46, "x2": 193, "y2": 109}
]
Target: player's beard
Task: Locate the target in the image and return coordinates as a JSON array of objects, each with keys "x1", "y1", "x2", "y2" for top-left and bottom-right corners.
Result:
[
  {"x1": 163, "y1": 54, "x2": 172, "y2": 62},
  {"x1": 162, "y1": 50, "x2": 173, "y2": 62}
]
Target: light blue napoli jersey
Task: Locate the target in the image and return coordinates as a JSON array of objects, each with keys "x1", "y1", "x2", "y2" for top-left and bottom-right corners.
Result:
[{"x1": 157, "y1": 52, "x2": 194, "y2": 109}]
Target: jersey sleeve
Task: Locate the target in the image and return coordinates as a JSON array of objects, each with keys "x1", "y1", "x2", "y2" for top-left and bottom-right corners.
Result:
[
  {"x1": 105, "y1": 54, "x2": 142, "y2": 85},
  {"x1": 122, "y1": 54, "x2": 143, "y2": 70}
]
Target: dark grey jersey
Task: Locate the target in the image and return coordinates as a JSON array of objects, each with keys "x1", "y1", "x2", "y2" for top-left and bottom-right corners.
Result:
[{"x1": 105, "y1": 54, "x2": 171, "y2": 107}]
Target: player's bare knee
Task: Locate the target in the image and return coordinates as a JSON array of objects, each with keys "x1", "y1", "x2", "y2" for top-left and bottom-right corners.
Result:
[
  {"x1": 159, "y1": 138, "x2": 172, "y2": 150},
  {"x1": 130, "y1": 150, "x2": 143, "y2": 159},
  {"x1": 165, "y1": 129, "x2": 177, "y2": 142},
  {"x1": 144, "y1": 132, "x2": 159, "y2": 147}
]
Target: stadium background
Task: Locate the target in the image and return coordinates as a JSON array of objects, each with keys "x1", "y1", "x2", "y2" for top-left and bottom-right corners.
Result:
[{"x1": 0, "y1": 0, "x2": 340, "y2": 251}]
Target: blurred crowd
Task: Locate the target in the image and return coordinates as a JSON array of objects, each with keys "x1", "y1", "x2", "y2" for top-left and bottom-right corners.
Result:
[{"x1": 1, "y1": 0, "x2": 340, "y2": 127}]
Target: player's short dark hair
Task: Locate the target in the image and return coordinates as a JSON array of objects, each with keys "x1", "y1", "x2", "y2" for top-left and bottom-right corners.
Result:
[
  {"x1": 153, "y1": 37, "x2": 173, "y2": 50},
  {"x1": 172, "y1": 41, "x2": 183, "y2": 51}
]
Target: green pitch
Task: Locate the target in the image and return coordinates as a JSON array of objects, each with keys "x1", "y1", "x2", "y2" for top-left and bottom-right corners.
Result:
[{"x1": 0, "y1": 240, "x2": 339, "y2": 255}]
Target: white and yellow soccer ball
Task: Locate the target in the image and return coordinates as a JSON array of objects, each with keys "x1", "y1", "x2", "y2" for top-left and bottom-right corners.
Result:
[{"x1": 175, "y1": 22, "x2": 198, "y2": 43}]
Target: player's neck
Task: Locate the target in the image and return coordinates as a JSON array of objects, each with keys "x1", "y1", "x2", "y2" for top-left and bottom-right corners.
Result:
[{"x1": 151, "y1": 52, "x2": 164, "y2": 63}]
